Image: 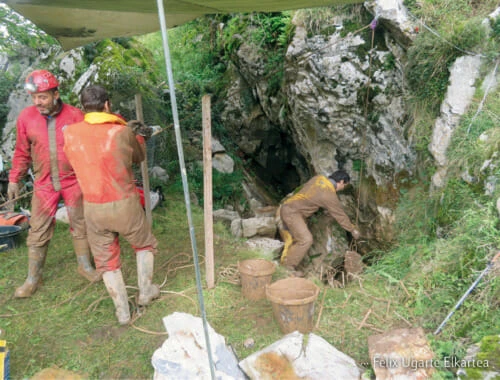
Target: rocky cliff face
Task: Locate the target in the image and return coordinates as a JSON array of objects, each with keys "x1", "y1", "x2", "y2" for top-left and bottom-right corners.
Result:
[
  {"x1": 220, "y1": 1, "x2": 500, "y2": 261},
  {"x1": 221, "y1": 2, "x2": 420, "y2": 253}
]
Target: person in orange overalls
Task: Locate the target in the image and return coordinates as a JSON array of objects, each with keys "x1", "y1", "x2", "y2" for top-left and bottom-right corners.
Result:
[
  {"x1": 8, "y1": 70, "x2": 100, "y2": 298},
  {"x1": 279, "y1": 170, "x2": 361, "y2": 275},
  {"x1": 63, "y1": 84, "x2": 159, "y2": 325}
]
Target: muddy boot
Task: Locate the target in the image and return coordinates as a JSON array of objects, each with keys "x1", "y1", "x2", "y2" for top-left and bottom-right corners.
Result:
[
  {"x1": 73, "y1": 238, "x2": 101, "y2": 283},
  {"x1": 102, "y1": 269, "x2": 131, "y2": 325},
  {"x1": 14, "y1": 245, "x2": 48, "y2": 298},
  {"x1": 136, "y1": 250, "x2": 160, "y2": 306}
]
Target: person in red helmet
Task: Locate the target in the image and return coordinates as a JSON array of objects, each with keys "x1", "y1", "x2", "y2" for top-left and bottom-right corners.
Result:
[{"x1": 8, "y1": 69, "x2": 101, "y2": 298}]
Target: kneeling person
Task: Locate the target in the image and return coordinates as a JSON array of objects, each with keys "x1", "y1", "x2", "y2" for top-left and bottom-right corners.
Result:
[{"x1": 63, "y1": 84, "x2": 160, "y2": 325}]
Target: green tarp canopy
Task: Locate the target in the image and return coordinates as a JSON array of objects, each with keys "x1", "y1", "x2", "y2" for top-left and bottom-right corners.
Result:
[{"x1": 4, "y1": 0, "x2": 363, "y2": 50}]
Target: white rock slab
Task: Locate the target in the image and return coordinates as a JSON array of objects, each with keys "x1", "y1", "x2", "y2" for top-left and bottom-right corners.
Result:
[
  {"x1": 239, "y1": 331, "x2": 361, "y2": 379},
  {"x1": 152, "y1": 312, "x2": 246, "y2": 380}
]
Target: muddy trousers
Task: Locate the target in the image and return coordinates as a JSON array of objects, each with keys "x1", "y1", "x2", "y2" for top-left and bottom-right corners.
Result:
[{"x1": 280, "y1": 206, "x2": 313, "y2": 268}]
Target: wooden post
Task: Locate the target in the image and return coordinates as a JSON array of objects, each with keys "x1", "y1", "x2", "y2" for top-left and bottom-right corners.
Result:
[
  {"x1": 135, "y1": 93, "x2": 152, "y2": 227},
  {"x1": 202, "y1": 95, "x2": 214, "y2": 289}
]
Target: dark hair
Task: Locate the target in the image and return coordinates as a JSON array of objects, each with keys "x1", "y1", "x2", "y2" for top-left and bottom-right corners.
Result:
[
  {"x1": 329, "y1": 170, "x2": 350, "y2": 183},
  {"x1": 80, "y1": 85, "x2": 109, "y2": 113}
]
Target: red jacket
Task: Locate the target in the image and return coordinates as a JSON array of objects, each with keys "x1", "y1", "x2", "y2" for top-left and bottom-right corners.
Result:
[
  {"x1": 9, "y1": 103, "x2": 84, "y2": 187},
  {"x1": 63, "y1": 113, "x2": 145, "y2": 203}
]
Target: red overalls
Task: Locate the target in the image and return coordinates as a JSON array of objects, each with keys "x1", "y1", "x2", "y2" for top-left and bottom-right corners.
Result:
[{"x1": 9, "y1": 103, "x2": 86, "y2": 247}]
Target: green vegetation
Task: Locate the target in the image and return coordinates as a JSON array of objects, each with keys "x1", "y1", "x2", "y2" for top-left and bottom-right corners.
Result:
[
  {"x1": 70, "y1": 38, "x2": 167, "y2": 126},
  {"x1": 405, "y1": 0, "x2": 499, "y2": 115},
  {"x1": 0, "y1": 71, "x2": 16, "y2": 138},
  {"x1": 376, "y1": 0, "x2": 500, "y2": 365},
  {"x1": 293, "y1": 5, "x2": 366, "y2": 38},
  {"x1": 0, "y1": 4, "x2": 58, "y2": 138},
  {"x1": 138, "y1": 18, "x2": 227, "y2": 131},
  {"x1": 0, "y1": 4, "x2": 57, "y2": 55},
  {"x1": 2, "y1": 182, "x2": 497, "y2": 378},
  {"x1": 182, "y1": 161, "x2": 245, "y2": 209},
  {"x1": 220, "y1": 12, "x2": 293, "y2": 96}
]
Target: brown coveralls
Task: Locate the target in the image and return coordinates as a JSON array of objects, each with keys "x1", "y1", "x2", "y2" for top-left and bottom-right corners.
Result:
[{"x1": 279, "y1": 175, "x2": 355, "y2": 268}]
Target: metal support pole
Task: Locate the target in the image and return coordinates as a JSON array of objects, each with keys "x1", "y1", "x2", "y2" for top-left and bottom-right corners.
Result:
[
  {"x1": 155, "y1": 1, "x2": 216, "y2": 378},
  {"x1": 434, "y1": 252, "x2": 500, "y2": 335}
]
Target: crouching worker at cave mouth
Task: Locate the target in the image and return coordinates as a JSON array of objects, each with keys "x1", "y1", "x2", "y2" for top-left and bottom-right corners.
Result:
[
  {"x1": 63, "y1": 84, "x2": 160, "y2": 325},
  {"x1": 278, "y1": 170, "x2": 361, "y2": 277}
]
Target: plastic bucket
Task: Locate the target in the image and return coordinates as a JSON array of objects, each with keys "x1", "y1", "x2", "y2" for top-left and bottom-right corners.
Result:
[
  {"x1": 238, "y1": 259, "x2": 276, "y2": 301},
  {"x1": 265, "y1": 277, "x2": 320, "y2": 334},
  {"x1": 0, "y1": 225, "x2": 23, "y2": 252}
]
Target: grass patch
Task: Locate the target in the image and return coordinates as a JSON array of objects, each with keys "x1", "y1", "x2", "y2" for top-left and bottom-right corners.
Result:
[
  {"x1": 1, "y1": 184, "x2": 499, "y2": 378},
  {"x1": 0, "y1": 186, "x2": 436, "y2": 378}
]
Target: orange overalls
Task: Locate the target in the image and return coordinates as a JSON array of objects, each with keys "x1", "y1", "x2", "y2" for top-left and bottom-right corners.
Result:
[{"x1": 63, "y1": 113, "x2": 157, "y2": 272}]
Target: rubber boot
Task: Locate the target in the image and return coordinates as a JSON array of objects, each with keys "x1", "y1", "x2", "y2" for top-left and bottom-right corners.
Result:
[
  {"x1": 136, "y1": 250, "x2": 160, "y2": 306},
  {"x1": 73, "y1": 238, "x2": 102, "y2": 283},
  {"x1": 102, "y1": 269, "x2": 131, "y2": 325},
  {"x1": 14, "y1": 245, "x2": 48, "y2": 298}
]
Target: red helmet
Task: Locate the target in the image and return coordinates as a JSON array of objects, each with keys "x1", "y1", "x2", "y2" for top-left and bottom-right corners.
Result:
[{"x1": 25, "y1": 70, "x2": 59, "y2": 93}]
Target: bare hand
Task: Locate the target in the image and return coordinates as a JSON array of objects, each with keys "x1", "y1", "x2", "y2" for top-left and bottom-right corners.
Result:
[
  {"x1": 351, "y1": 228, "x2": 361, "y2": 240},
  {"x1": 7, "y1": 182, "x2": 20, "y2": 201},
  {"x1": 127, "y1": 120, "x2": 152, "y2": 140}
]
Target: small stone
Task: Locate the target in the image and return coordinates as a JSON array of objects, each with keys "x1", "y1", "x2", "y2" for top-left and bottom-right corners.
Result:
[{"x1": 244, "y1": 338, "x2": 255, "y2": 348}]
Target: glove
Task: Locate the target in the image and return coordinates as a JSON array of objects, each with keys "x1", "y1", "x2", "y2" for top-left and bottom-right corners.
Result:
[
  {"x1": 7, "y1": 182, "x2": 20, "y2": 201},
  {"x1": 351, "y1": 228, "x2": 361, "y2": 240},
  {"x1": 127, "y1": 120, "x2": 152, "y2": 140}
]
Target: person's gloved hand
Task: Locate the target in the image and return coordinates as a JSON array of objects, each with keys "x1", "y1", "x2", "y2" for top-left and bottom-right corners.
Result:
[
  {"x1": 7, "y1": 182, "x2": 20, "y2": 201},
  {"x1": 351, "y1": 228, "x2": 361, "y2": 240},
  {"x1": 127, "y1": 120, "x2": 152, "y2": 140}
]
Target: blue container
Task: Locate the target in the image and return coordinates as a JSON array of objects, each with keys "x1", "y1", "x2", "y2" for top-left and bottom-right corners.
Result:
[{"x1": 0, "y1": 225, "x2": 23, "y2": 252}]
